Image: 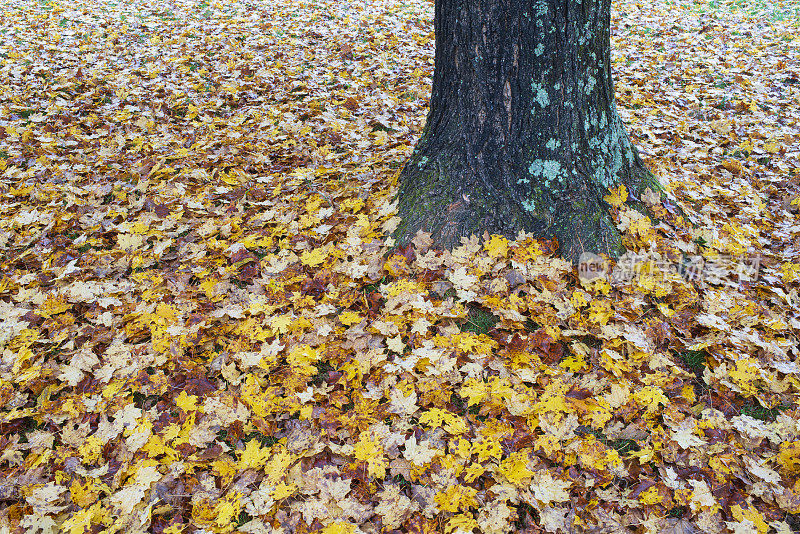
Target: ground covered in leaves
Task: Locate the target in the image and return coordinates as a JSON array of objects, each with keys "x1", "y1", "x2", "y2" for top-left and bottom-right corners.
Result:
[{"x1": 1, "y1": 0, "x2": 800, "y2": 532}]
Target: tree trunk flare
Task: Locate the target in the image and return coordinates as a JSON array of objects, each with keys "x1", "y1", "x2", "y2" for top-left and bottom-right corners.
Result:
[{"x1": 395, "y1": 0, "x2": 659, "y2": 261}]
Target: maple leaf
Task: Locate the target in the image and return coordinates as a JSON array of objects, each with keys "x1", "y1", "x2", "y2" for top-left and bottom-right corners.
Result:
[
  {"x1": 321, "y1": 522, "x2": 358, "y2": 534},
  {"x1": 670, "y1": 419, "x2": 707, "y2": 449},
  {"x1": 419, "y1": 408, "x2": 468, "y2": 435},
  {"x1": 375, "y1": 483, "x2": 420, "y2": 529},
  {"x1": 446, "y1": 513, "x2": 480, "y2": 534},
  {"x1": 25, "y1": 483, "x2": 67, "y2": 515},
  {"x1": 484, "y1": 234, "x2": 509, "y2": 258},
  {"x1": 497, "y1": 451, "x2": 534, "y2": 486},
  {"x1": 777, "y1": 441, "x2": 800, "y2": 473},
  {"x1": 239, "y1": 439, "x2": 270, "y2": 469},
  {"x1": 354, "y1": 432, "x2": 387, "y2": 478},
  {"x1": 61, "y1": 502, "x2": 110, "y2": 534},
  {"x1": 287, "y1": 343, "x2": 322, "y2": 375},
  {"x1": 531, "y1": 471, "x2": 571, "y2": 504},
  {"x1": 604, "y1": 184, "x2": 628, "y2": 208},
  {"x1": 435, "y1": 485, "x2": 478, "y2": 513},
  {"x1": 403, "y1": 435, "x2": 441, "y2": 465},
  {"x1": 633, "y1": 386, "x2": 669, "y2": 414},
  {"x1": 20, "y1": 514, "x2": 59, "y2": 534},
  {"x1": 389, "y1": 386, "x2": 418, "y2": 415},
  {"x1": 175, "y1": 390, "x2": 201, "y2": 413}
]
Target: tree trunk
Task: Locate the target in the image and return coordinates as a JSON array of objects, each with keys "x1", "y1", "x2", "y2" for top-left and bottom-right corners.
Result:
[{"x1": 394, "y1": 0, "x2": 659, "y2": 261}]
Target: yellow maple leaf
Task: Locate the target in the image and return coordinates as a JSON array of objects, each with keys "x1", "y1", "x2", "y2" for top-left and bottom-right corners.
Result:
[
  {"x1": 78, "y1": 436, "x2": 104, "y2": 464},
  {"x1": 342, "y1": 197, "x2": 365, "y2": 213},
  {"x1": 731, "y1": 504, "x2": 768, "y2": 534},
  {"x1": 573, "y1": 436, "x2": 623, "y2": 471},
  {"x1": 764, "y1": 139, "x2": 781, "y2": 154},
  {"x1": 560, "y1": 353, "x2": 588, "y2": 372},
  {"x1": 485, "y1": 234, "x2": 509, "y2": 258},
  {"x1": 70, "y1": 479, "x2": 103, "y2": 507},
  {"x1": 264, "y1": 448, "x2": 295, "y2": 483},
  {"x1": 142, "y1": 434, "x2": 171, "y2": 459},
  {"x1": 176, "y1": 391, "x2": 200, "y2": 413},
  {"x1": 199, "y1": 277, "x2": 222, "y2": 301},
  {"x1": 463, "y1": 462, "x2": 485, "y2": 482},
  {"x1": 460, "y1": 379, "x2": 488, "y2": 407},
  {"x1": 220, "y1": 170, "x2": 241, "y2": 186},
  {"x1": 570, "y1": 289, "x2": 590, "y2": 308},
  {"x1": 419, "y1": 408, "x2": 446, "y2": 428},
  {"x1": 419, "y1": 407, "x2": 467, "y2": 434},
  {"x1": 638, "y1": 485, "x2": 662, "y2": 505},
  {"x1": 354, "y1": 432, "x2": 386, "y2": 479},
  {"x1": 386, "y1": 278, "x2": 426, "y2": 297},
  {"x1": 445, "y1": 513, "x2": 479, "y2": 534},
  {"x1": 270, "y1": 313, "x2": 293, "y2": 335},
  {"x1": 300, "y1": 247, "x2": 328, "y2": 267},
  {"x1": 192, "y1": 499, "x2": 217, "y2": 530},
  {"x1": 778, "y1": 442, "x2": 800, "y2": 473},
  {"x1": 729, "y1": 358, "x2": 760, "y2": 396},
  {"x1": 587, "y1": 299, "x2": 613, "y2": 325},
  {"x1": 62, "y1": 502, "x2": 110, "y2": 534},
  {"x1": 435, "y1": 485, "x2": 478, "y2": 513},
  {"x1": 339, "y1": 310, "x2": 362, "y2": 326},
  {"x1": 445, "y1": 332, "x2": 497, "y2": 355},
  {"x1": 498, "y1": 451, "x2": 534, "y2": 486},
  {"x1": 472, "y1": 436, "x2": 502, "y2": 462},
  {"x1": 444, "y1": 415, "x2": 468, "y2": 435},
  {"x1": 603, "y1": 184, "x2": 628, "y2": 208},
  {"x1": 383, "y1": 254, "x2": 409, "y2": 277},
  {"x1": 38, "y1": 294, "x2": 71, "y2": 318},
  {"x1": 780, "y1": 262, "x2": 800, "y2": 284},
  {"x1": 633, "y1": 386, "x2": 669, "y2": 413},
  {"x1": 271, "y1": 482, "x2": 297, "y2": 500},
  {"x1": 155, "y1": 303, "x2": 178, "y2": 322},
  {"x1": 287, "y1": 343, "x2": 321, "y2": 375},
  {"x1": 532, "y1": 391, "x2": 572, "y2": 415},
  {"x1": 214, "y1": 491, "x2": 243, "y2": 529},
  {"x1": 238, "y1": 439, "x2": 269, "y2": 469},
  {"x1": 321, "y1": 522, "x2": 356, "y2": 534},
  {"x1": 629, "y1": 214, "x2": 652, "y2": 237}
]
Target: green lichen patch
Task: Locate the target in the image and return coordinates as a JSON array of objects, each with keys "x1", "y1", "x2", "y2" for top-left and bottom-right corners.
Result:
[{"x1": 528, "y1": 159, "x2": 563, "y2": 182}]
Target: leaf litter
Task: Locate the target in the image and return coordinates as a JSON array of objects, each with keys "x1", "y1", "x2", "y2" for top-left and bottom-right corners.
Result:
[{"x1": 0, "y1": 0, "x2": 799, "y2": 532}]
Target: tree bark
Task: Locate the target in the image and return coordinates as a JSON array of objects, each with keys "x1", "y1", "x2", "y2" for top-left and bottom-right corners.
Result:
[{"x1": 394, "y1": 0, "x2": 659, "y2": 261}]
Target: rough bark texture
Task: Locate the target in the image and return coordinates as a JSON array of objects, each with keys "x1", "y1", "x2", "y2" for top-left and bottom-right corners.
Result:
[{"x1": 395, "y1": 0, "x2": 659, "y2": 261}]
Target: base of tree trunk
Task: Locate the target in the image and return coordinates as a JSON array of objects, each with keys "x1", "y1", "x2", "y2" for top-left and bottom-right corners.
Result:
[{"x1": 394, "y1": 142, "x2": 659, "y2": 263}]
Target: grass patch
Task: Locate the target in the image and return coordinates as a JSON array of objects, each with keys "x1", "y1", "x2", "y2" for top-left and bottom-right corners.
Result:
[
  {"x1": 608, "y1": 438, "x2": 640, "y2": 455},
  {"x1": 577, "y1": 426, "x2": 641, "y2": 456},
  {"x1": 236, "y1": 512, "x2": 253, "y2": 528},
  {"x1": 243, "y1": 432, "x2": 279, "y2": 447},
  {"x1": 739, "y1": 402, "x2": 790, "y2": 422},
  {"x1": 461, "y1": 306, "x2": 499, "y2": 335},
  {"x1": 15, "y1": 108, "x2": 35, "y2": 120},
  {"x1": 677, "y1": 349, "x2": 707, "y2": 375},
  {"x1": 361, "y1": 276, "x2": 387, "y2": 295},
  {"x1": 668, "y1": 505, "x2": 688, "y2": 518},
  {"x1": 311, "y1": 360, "x2": 334, "y2": 386}
]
